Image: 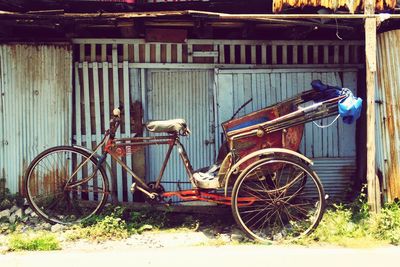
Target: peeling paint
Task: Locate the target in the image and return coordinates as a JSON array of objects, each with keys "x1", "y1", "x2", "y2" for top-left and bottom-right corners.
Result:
[{"x1": 376, "y1": 30, "x2": 400, "y2": 202}]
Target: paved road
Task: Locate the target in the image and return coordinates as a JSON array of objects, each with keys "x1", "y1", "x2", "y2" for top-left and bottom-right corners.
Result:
[{"x1": 2, "y1": 245, "x2": 400, "y2": 267}]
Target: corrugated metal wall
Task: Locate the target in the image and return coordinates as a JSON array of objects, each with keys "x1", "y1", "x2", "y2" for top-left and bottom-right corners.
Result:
[
  {"x1": 146, "y1": 69, "x2": 215, "y2": 192},
  {"x1": 72, "y1": 38, "x2": 363, "y2": 202},
  {"x1": 216, "y1": 69, "x2": 358, "y2": 199},
  {"x1": 0, "y1": 44, "x2": 72, "y2": 194},
  {"x1": 376, "y1": 30, "x2": 400, "y2": 202}
]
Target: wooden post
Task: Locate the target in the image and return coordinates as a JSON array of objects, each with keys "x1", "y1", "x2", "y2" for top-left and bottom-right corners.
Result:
[{"x1": 365, "y1": 1, "x2": 381, "y2": 212}]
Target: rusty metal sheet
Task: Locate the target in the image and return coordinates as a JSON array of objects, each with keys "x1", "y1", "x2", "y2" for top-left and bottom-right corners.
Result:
[
  {"x1": 273, "y1": 0, "x2": 396, "y2": 14},
  {"x1": 0, "y1": 44, "x2": 72, "y2": 195},
  {"x1": 376, "y1": 30, "x2": 400, "y2": 202}
]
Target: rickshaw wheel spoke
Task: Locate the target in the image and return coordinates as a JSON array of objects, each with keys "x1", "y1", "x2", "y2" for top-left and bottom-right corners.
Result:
[{"x1": 231, "y1": 156, "x2": 325, "y2": 243}]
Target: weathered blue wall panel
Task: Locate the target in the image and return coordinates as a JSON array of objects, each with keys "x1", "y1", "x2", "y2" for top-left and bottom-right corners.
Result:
[{"x1": 0, "y1": 44, "x2": 72, "y2": 194}]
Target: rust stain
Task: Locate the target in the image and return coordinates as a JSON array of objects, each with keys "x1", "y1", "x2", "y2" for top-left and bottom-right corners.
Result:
[
  {"x1": 273, "y1": 0, "x2": 396, "y2": 13},
  {"x1": 377, "y1": 30, "x2": 400, "y2": 202}
]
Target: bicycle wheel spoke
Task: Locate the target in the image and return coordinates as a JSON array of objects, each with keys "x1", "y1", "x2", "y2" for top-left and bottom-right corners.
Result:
[{"x1": 25, "y1": 147, "x2": 109, "y2": 224}]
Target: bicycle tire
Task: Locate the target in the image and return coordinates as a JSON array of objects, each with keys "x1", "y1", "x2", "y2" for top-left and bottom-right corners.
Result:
[
  {"x1": 231, "y1": 156, "x2": 325, "y2": 243},
  {"x1": 25, "y1": 146, "x2": 109, "y2": 224}
]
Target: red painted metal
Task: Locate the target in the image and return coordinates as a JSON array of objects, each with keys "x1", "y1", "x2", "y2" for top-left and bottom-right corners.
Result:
[
  {"x1": 222, "y1": 104, "x2": 304, "y2": 169},
  {"x1": 162, "y1": 189, "x2": 256, "y2": 206}
]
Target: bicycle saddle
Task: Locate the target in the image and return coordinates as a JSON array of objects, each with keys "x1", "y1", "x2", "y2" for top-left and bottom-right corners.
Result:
[{"x1": 146, "y1": 119, "x2": 191, "y2": 135}]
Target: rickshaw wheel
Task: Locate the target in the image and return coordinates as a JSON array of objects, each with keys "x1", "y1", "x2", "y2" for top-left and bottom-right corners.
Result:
[{"x1": 231, "y1": 156, "x2": 325, "y2": 243}]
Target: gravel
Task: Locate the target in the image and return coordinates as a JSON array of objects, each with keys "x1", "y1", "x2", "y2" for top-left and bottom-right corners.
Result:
[{"x1": 0, "y1": 204, "x2": 248, "y2": 254}]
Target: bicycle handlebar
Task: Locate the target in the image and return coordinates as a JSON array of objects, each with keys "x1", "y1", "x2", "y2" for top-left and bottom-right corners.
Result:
[{"x1": 108, "y1": 106, "x2": 123, "y2": 138}]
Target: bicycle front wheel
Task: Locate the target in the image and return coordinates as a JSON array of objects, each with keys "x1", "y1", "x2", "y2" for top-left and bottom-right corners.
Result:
[
  {"x1": 231, "y1": 157, "x2": 325, "y2": 243},
  {"x1": 25, "y1": 146, "x2": 109, "y2": 224}
]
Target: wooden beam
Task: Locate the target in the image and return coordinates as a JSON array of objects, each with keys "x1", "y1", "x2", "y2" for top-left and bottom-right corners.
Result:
[{"x1": 365, "y1": 0, "x2": 381, "y2": 212}]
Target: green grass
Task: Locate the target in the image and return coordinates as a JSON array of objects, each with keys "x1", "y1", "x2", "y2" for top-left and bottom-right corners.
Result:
[
  {"x1": 298, "y1": 200, "x2": 400, "y2": 247},
  {"x1": 8, "y1": 232, "x2": 60, "y2": 251}
]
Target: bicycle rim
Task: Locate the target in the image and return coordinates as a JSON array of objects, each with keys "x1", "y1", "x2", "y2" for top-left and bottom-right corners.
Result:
[{"x1": 25, "y1": 146, "x2": 109, "y2": 224}]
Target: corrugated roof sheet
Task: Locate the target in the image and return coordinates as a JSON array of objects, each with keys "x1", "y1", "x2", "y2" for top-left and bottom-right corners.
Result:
[{"x1": 273, "y1": 0, "x2": 397, "y2": 14}]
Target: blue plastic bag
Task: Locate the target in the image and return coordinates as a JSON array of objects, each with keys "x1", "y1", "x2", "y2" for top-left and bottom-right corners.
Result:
[{"x1": 338, "y1": 94, "x2": 362, "y2": 124}]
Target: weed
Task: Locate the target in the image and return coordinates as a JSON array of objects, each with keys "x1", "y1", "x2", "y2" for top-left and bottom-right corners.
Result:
[
  {"x1": 8, "y1": 232, "x2": 60, "y2": 251},
  {"x1": 369, "y1": 202, "x2": 400, "y2": 245},
  {"x1": 67, "y1": 215, "x2": 129, "y2": 242},
  {"x1": 299, "y1": 194, "x2": 400, "y2": 247}
]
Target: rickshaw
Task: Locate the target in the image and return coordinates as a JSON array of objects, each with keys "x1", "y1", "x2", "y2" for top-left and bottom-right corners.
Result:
[{"x1": 24, "y1": 80, "x2": 361, "y2": 242}]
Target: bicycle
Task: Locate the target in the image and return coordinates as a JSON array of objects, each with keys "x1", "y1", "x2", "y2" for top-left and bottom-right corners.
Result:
[{"x1": 24, "y1": 80, "x2": 354, "y2": 242}]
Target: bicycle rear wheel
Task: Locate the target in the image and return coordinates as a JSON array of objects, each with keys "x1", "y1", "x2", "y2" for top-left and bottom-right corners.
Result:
[
  {"x1": 25, "y1": 146, "x2": 109, "y2": 224},
  {"x1": 231, "y1": 157, "x2": 325, "y2": 243}
]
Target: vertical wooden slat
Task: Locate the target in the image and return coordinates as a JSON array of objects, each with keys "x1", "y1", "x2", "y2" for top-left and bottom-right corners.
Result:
[
  {"x1": 134, "y1": 44, "x2": 139, "y2": 63},
  {"x1": 219, "y1": 44, "x2": 225, "y2": 64},
  {"x1": 102, "y1": 62, "x2": 110, "y2": 133},
  {"x1": 155, "y1": 43, "x2": 161, "y2": 63},
  {"x1": 93, "y1": 62, "x2": 102, "y2": 145},
  {"x1": 93, "y1": 62, "x2": 102, "y2": 201},
  {"x1": 82, "y1": 61, "x2": 94, "y2": 200},
  {"x1": 128, "y1": 44, "x2": 134, "y2": 62},
  {"x1": 112, "y1": 44, "x2": 122, "y2": 202},
  {"x1": 145, "y1": 43, "x2": 151, "y2": 63},
  {"x1": 282, "y1": 45, "x2": 287, "y2": 64},
  {"x1": 344, "y1": 45, "x2": 350, "y2": 64},
  {"x1": 177, "y1": 44, "x2": 182, "y2": 63},
  {"x1": 230, "y1": 44, "x2": 235, "y2": 64},
  {"x1": 90, "y1": 44, "x2": 96, "y2": 62},
  {"x1": 302, "y1": 45, "x2": 308, "y2": 64},
  {"x1": 365, "y1": 16, "x2": 380, "y2": 212},
  {"x1": 101, "y1": 44, "x2": 107, "y2": 62},
  {"x1": 313, "y1": 45, "x2": 318, "y2": 64},
  {"x1": 251, "y1": 45, "x2": 256, "y2": 64},
  {"x1": 123, "y1": 60, "x2": 133, "y2": 202},
  {"x1": 82, "y1": 62, "x2": 91, "y2": 149},
  {"x1": 166, "y1": 43, "x2": 172, "y2": 63},
  {"x1": 292, "y1": 45, "x2": 298, "y2": 64},
  {"x1": 74, "y1": 63, "x2": 82, "y2": 146},
  {"x1": 187, "y1": 44, "x2": 193, "y2": 63},
  {"x1": 272, "y1": 45, "x2": 277, "y2": 64},
  {"x1": 240, "y1": 45, "x2": 246, "y2": 64},
  {"x1": 261, "y1": 44, "x2": 267, "y2": 64},
  {"x1": 324, "y1": 46, "x2": 329, "y2": 64},
  {"x1": 74, "y1": 63, "x2": 83, "y2": 200},
  {"x1": 334, "y1": 45, "x2": 339, "y2": 64},
  {"x1": 102, "y1": 60, "x2": 112, "y2": 203},
  {"x1": 123, "y1": 44, "x2": 129, "y2": 61}
]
